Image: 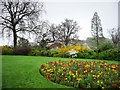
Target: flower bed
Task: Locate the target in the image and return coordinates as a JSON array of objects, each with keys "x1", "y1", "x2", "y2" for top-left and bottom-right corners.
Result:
[{"x1": 40, "y1": 60, "x2": 120, "y2": 89}]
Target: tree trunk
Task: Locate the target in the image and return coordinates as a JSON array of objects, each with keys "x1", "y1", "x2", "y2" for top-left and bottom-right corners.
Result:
[
  {"x1": 13, "y1": 30, "x2": 17, "y2": 48},
  {"x1": 96, "y1": 26, "x2": 99, "y2": 59}
]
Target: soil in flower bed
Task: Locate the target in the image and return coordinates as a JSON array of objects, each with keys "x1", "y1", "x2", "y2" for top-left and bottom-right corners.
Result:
[{"x1": 39, "y1": 60, "x2": 120, "y2": 89}]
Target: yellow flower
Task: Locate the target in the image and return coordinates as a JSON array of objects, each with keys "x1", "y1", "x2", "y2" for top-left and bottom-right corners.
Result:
[
  {"x1": 65, "y1": 78, "x2": 67, "y2": 80},
  {"x1": 73, "y1": 75, "x2": 75, "y2": 78},
  {"x1": 97, "y1": 81, "x2": 99, "y2": 83},
  {"x1": 101, "y1": 82, "x2": 103, "y2": 84},
  {"x1": 97, "y1": 75, "x2": 99, "y2": 78},
  {"x1": 102, "y1": 87, "x2": 104, "y2": 89},
  {"x1": 77, "y1": 78, "x2": 82, "y2": 81}
]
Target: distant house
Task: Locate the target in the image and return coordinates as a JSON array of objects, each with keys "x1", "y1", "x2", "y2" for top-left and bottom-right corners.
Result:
[{"x1": 49, "y1": 43, "x2": 63, "y2": 50}]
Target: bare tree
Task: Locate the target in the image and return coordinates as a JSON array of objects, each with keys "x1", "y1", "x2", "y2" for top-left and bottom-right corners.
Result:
[
  {"x1": 0, "y1": 0, "x2": 44, "y2": 48},
  {"x1": 108, "y1": 28, "x2": 120, "y2": 47},
  {"x1": 57, "y1": 19, "x2": 80, "y2": 46},
  {"x1": 35, "y1": 21, "x2": 58, "y2": 48},
  {"x1": 17, "y1": 36, "x2": 30, "y2": 48}
]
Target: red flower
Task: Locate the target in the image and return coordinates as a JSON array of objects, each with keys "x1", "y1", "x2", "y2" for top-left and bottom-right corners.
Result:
[
  {"x1": 64, "y1": 70, "x2": 66, "y2": 72},
  {"x1": 82, "y1": 68, "x2": 86, "y2": 71},
  {"x1": 41, "y1": 64, "x2": 44, "y2": 69},
  {"x1": 46, "y1": 78, "x2": 50, "y2": 81},
  {"x1": 101, "y1": 65, "x2": 103, "y2": 68},
  {"x1": 112, "y1": 84, "x2": 117, "y2": 87},
  {"x1": 91, "y1": 69, "x2": 94, "y2": 70},
  {"x1": 63, "y1": 77, "x2": 65, "y2": 79},
  {"x1": 101, "y1": 77, "x2": 105, "y2": 79}
]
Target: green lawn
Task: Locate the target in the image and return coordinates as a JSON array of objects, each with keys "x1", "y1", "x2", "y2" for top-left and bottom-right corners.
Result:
[{"x1": 2, "y1": 55, "x2": 119, "y2": 88}]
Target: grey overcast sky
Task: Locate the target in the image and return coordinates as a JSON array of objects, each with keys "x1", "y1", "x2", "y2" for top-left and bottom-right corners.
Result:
[
  {"x1": 42, "y1": 2, "x2": 118, "y2": 40},
  {"x1": 0, "y1": 0, "x2": 119, "y2": 46}
]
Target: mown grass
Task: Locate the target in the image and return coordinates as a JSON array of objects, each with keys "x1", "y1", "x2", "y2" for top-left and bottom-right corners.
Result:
[{"x1": 2, "y1": 55, "x2": 119, "y2": 88}]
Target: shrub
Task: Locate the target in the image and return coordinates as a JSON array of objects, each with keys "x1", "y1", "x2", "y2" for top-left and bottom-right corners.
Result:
[
  {"x1": 69, "y1": 49, "x2": 78, "y2": 58},
  {"x1": 84, "y1": 53, "x2": 90, "y2": 59},
  {"x1": 58, "y1": 52, "x2": 69, "y2": 58},
  {"x1": 13, "y1": 47, "x2": 31, "y2": 55},
  {"x1": 43, "y1": 51, "x2": 49, "y2": 56},
  {"x1": 64, "y1": 52, "x2": 70, "y2": 58},
  {"x1": 99, "y1": 48, "x2": 119, "y2": 61},
  {"x1": 97, "y1": 41, "x2": 115, "y2": 53},
  {"x1": 77, "y1": 52, "x2": 85, "y2": 58},
  {"x1": 40, "y1": 50, "x2": 46, "y2": 56},
  {"x1": 2, "y1": 46, "x2": 13, "y2": 55},
  {"x1": 58, "y1": 44, "x2": 89, "y2": 55},
  {"x1": 48, "y1": 50, "x2": 59, "y2": 57},
  {"x1": 28, "y1": 49, "x2": 41, "y2": 56},
  {"x1": 90, "y1": 52, "x2": 97, "y2": 59}
]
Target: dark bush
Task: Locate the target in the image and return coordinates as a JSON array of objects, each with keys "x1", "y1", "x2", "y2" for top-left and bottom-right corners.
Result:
[
  {"x1": 13, "y1": 47, "x2": 31, "y2": 55},
  {"x1": 40, "y1": 50, "x2": 46, "y2": 56},
  {"x1": 84, "y1": 53, "x2": 90, "y2": 59},
  {"x1": 64, "y1": 52, "x2": 70, "y2": 58},
  {"x1": 58, "y1": 52, "x2": 69, "y2": 58}
]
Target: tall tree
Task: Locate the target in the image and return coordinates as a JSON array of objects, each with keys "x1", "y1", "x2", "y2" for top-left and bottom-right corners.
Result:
[
  {"x1": 0, "y1": 0, "x2": 44, "y2": 48},
  {"x1": 57, "y1": 19, "x2": 80, "y2": 46},
  {"x1": 91, "y1": 12, "x2": 104, "y2": 57}
]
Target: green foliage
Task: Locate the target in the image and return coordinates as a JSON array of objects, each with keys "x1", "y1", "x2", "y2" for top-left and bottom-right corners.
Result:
[
  {"x1": 99, "y1": 48, "x2": 119, "y2": 61},
  {"x1": 2, "y1": 46, "x2": 13, "y2": 55},
  {"x1": 48, "y1": 50, "x2": 58, "y2": 57},
  {"x1": 98, "y1": 42, "x2": 115, "y2": 53},
  {"x1": 58, "y1": 52, "x2": 70, "y2": 58},
  {"x1": 77, "y1": 52, "x2": 85, "y2": 58},
  {"x1": 84, "y1": 53, "x2": 90, "y2": 59},
  {"x1": 28, "y1": 49, "x2": 41, "y2": 56},
  {"x1": 40, "y1": 50, "x2": 46, "y2": 56},
  {"x1": 43, "y1": 51, "x2": 49, "y2": 56},
  {"x1": 90, "y1": 52, "x2": 97, "y2": 59}
]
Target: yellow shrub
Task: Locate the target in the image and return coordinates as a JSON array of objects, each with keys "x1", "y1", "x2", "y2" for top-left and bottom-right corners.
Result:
[
  {"x1": 2, "y1": 46, "x2": 13, "y2": 55},
  {"x1": 58, "y1": 44, "x2": 89, "y2": 55}
]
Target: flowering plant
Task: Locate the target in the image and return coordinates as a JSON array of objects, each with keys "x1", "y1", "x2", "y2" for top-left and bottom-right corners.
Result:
[
  {"x1": 40, "y1": 60, "x2": 120, "y2": 89},
  {"x1": 69, "y1": 49, "x2": 78, "y2": 58}
]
